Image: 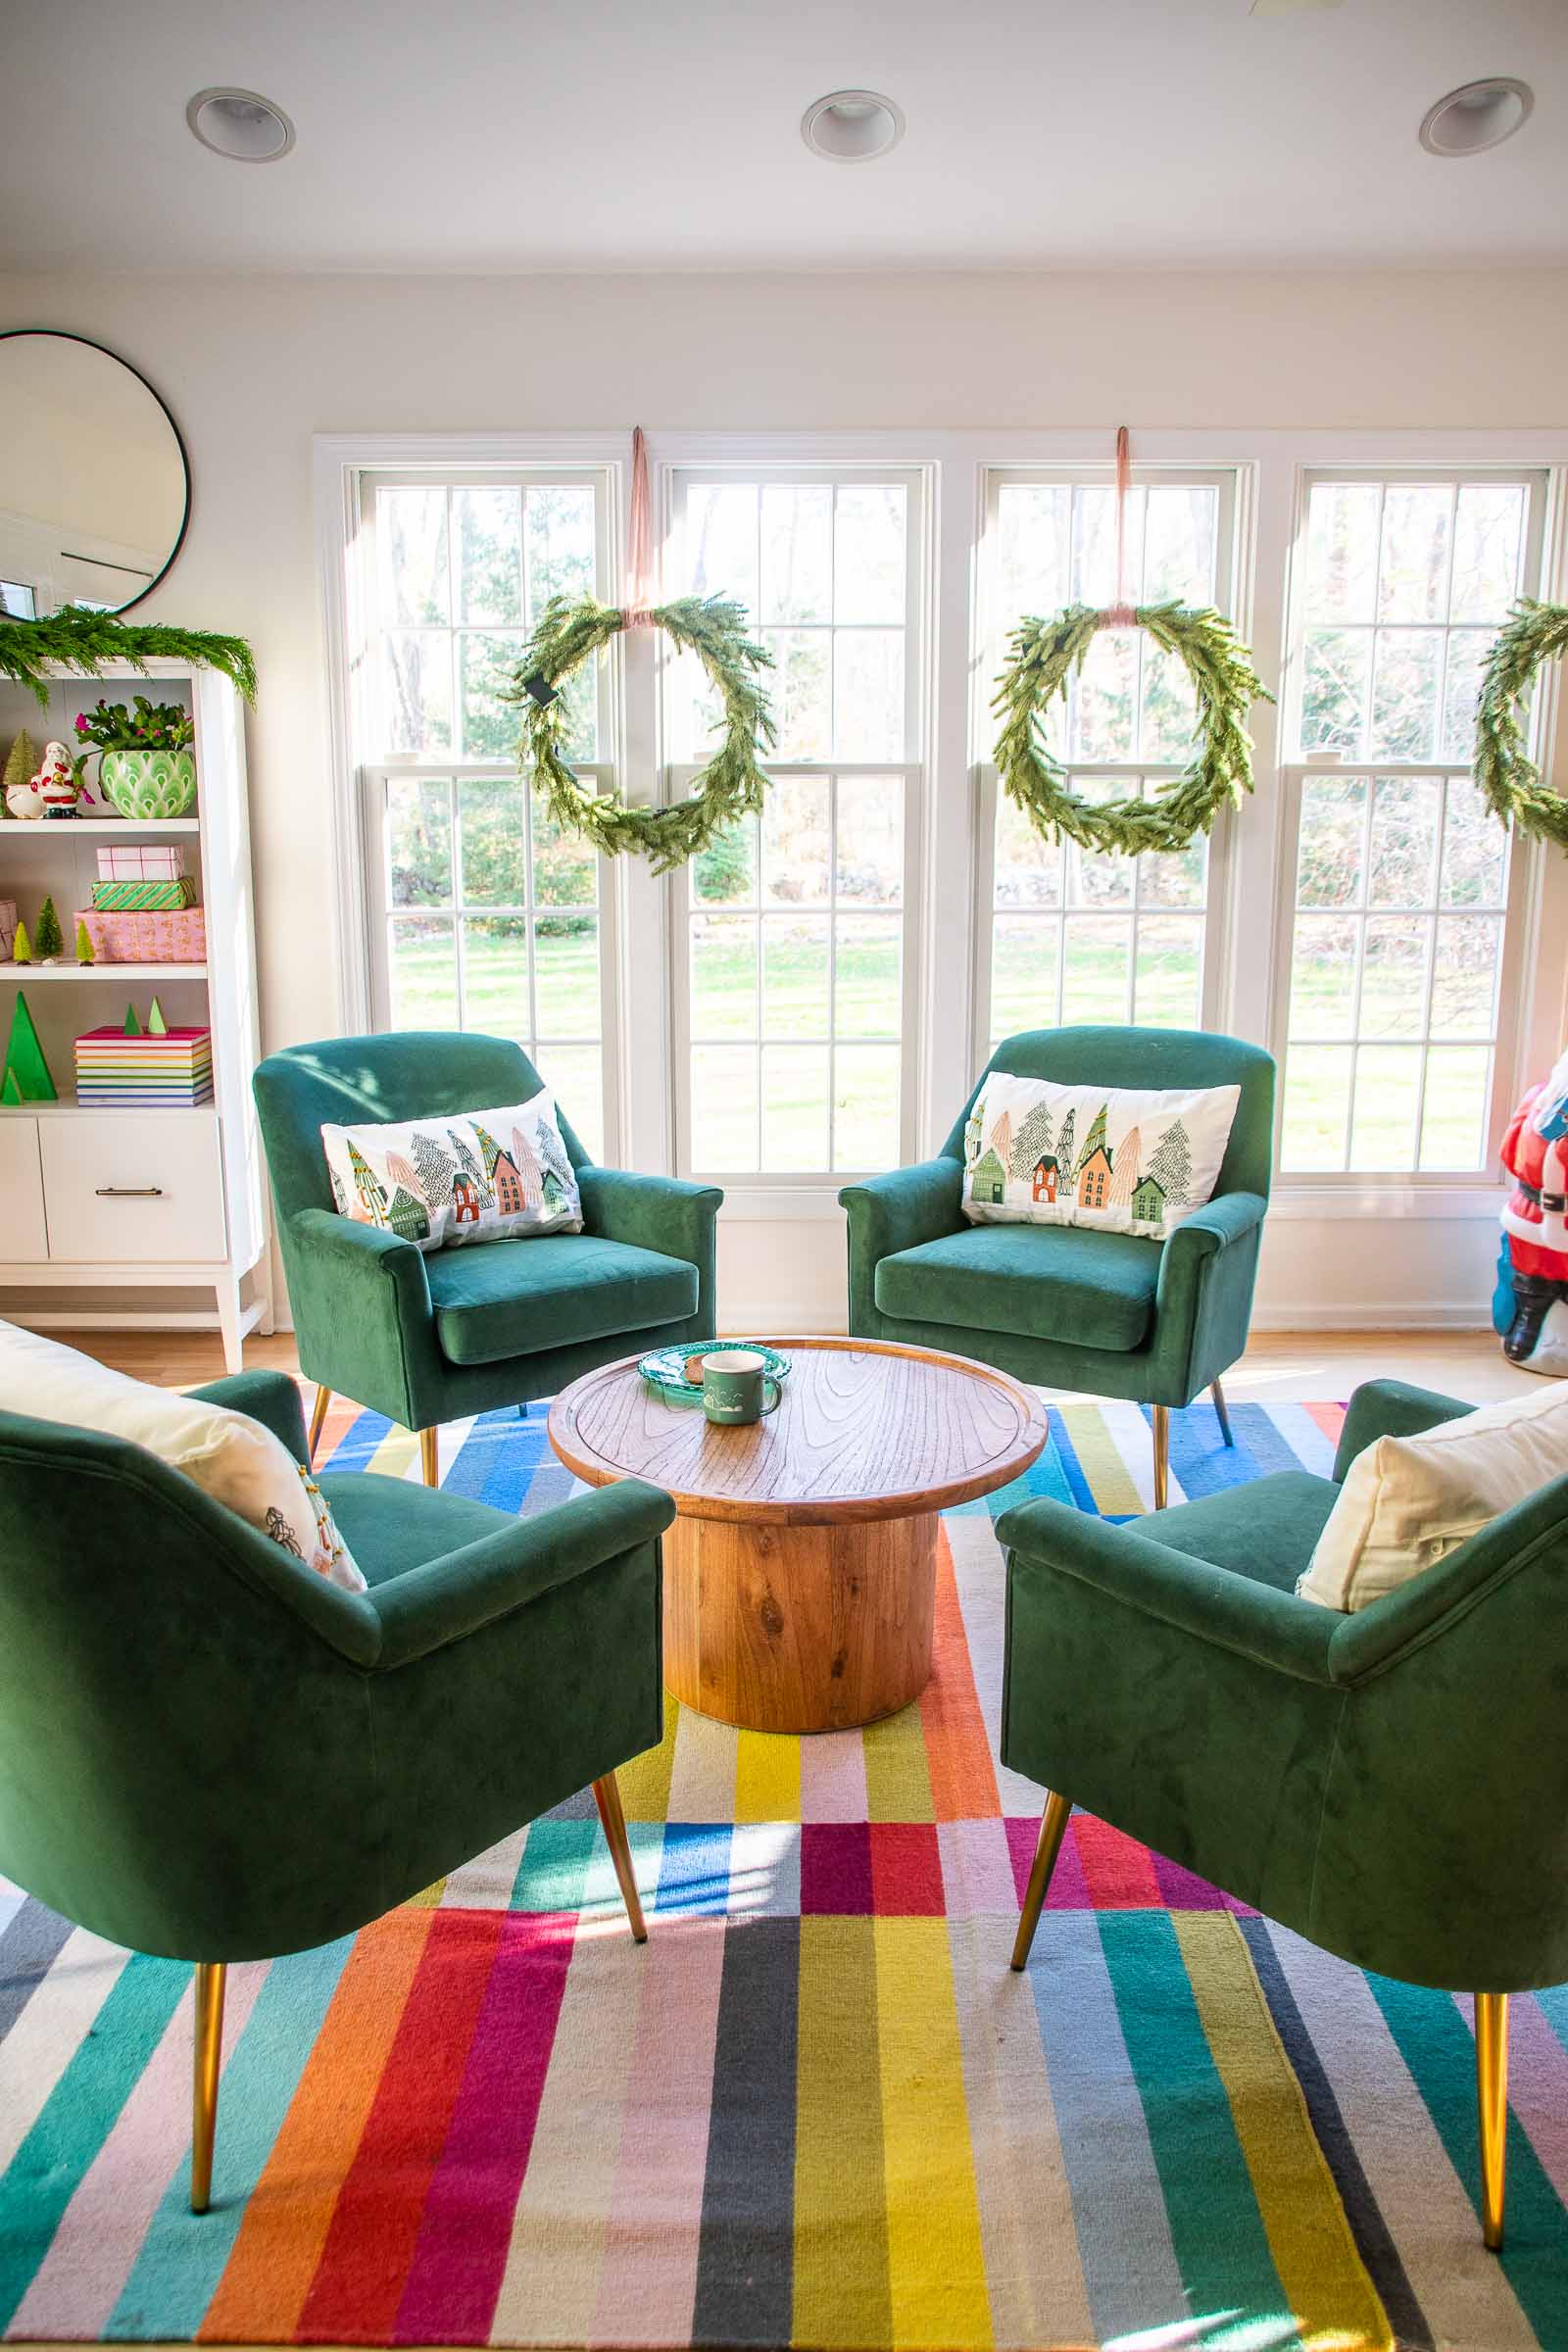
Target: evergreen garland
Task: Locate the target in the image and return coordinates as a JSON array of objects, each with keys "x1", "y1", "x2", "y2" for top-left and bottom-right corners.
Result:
[
  {"x1": 0, "y1": 609, "x2": 257, "y2": 709},
  {"x1": 993, "y1": 602, "x2": 1273, "y2": 858},
  {"x1": 507, "y1": 594, "x2": 775, "y2": 874},
  {"x1": 1473, "y1": 600, "x2": 1568, "y2": 850}
]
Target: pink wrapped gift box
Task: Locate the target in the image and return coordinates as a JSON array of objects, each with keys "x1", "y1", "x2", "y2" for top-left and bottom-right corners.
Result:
[
  {"x1": 76, "y1": 906, "x2": 207, "y2": 963},
  {"x1": 95, "y1": 844, "x2": 186, "y2": 883}
]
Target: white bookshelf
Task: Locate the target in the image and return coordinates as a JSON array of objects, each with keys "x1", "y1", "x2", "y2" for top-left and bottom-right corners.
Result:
[{"x1": 0, "y1": 661, "x2": 270, "y2": 1369}]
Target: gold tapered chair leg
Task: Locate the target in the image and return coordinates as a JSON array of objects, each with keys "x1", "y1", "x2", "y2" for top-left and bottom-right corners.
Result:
[
  {"x1": 592, "y1": 1772, "x2": 648, "y2": 1943},
  {"x1": 1477, "y1": 1990, "x2": 1509, "y2": 2250},
  {"x1": 1211, "y1": 1378, "x2": 1235, "y2": 1447},
  {"x1": 418, "y1": 1426, "x2": 439, "y2": 1488},
  {"x1": 307, "y1": 1385, "x2": 331, "y2": 1467},
  {"x1": 190, "y1": 1961, "x2": 226, "y2": 2214},
  {"x1": 1010, "y1": 1790, "x2": 1072, "y2": 1972},
  {"x1": 1152, "y1": 1404, "x2": 1170, "y2": 1509}
]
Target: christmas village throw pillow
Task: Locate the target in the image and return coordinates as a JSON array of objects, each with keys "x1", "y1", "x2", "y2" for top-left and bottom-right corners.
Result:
[
  {"x1": 960, "y1": 1073, "x2": 1240, "y2": 1241},
  {"x1": 321, "y1": 1094, "x2": 582, "y2": 1252}
]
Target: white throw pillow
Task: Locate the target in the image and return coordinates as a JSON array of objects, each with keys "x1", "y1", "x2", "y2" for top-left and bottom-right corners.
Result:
[
  {"x1": 1298, "y1": 1382, "x2": 1568, "y2": 1612},
  {"x1": 320, "y1": 1092, "x2": 582, "y2": 1252},
  {"x1": 0, "y1": 1321, "x2": 366, "y2": 1593},
  {"x1": 960, "y1": 1073, "x2": 1240, "y2": 1240}
]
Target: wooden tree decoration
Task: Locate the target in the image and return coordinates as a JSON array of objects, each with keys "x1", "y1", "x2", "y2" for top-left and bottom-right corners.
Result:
[{"x1": 2, "y1": 992, "x2": 57, "y2": 1102}]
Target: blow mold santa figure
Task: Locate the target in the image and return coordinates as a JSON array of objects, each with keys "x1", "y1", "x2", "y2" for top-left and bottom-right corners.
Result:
[{"x1": 1494, "y1": 1047, "x2": 1568, "y2": 1373}]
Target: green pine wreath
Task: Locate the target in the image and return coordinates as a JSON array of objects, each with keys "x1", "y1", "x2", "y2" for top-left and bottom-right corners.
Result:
[
  {"x1": 1473, "y1": 600, "x2": 1568, "y2": 851},
  {"x1": 993, "y1": 601, "x2": 1273, "y2": 858},
  {"x1": 507, "y1": 594, "x2": 775, "y2": 873}
]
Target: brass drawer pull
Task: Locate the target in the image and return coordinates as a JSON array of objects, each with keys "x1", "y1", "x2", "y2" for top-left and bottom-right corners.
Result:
[{"x1": 94, "y1": 1185, "x2": 165, "y2": 1198}]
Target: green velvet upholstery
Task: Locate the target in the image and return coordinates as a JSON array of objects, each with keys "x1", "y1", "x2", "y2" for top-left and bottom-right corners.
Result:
[
  {"x1": 1000, "y1": 1378, "x2": 1568, "y2": 1994},
  {"x1": 0, "y1": 1370, "x2": 673, "y2": 1964},
  {"x1": 841, "y1": 1025, "x2": 1274, "y2": 1408},
  {"x1": 874, "y1": 1222, "x2": 1160, "y2": 1351},
  {"x1": 254, "y1": 1033, "x2": 721, "y2": 1429},
  {"x1": 427, "y1": 1234, "x2": 700, "y2": 1366}
]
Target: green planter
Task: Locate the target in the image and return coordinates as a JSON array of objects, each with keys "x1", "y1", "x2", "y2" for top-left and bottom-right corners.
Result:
[{"x1": 99, "y1": 748, "x2": 197, "y2": 821}]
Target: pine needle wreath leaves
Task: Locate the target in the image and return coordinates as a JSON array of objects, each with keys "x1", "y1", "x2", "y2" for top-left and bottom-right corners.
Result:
[
  {"x1": 0, "y1": 608, "x2": 257, "y2": 707},
  {"x1": 993, "y1": 601, "x2": 1273, "y2": 858},
  {"x1": 507, "y1": 594, "x2": 775, "y2": 874},
  {"x1": 1473, "y1": 600, "x2": 1568, "y2": 851}
]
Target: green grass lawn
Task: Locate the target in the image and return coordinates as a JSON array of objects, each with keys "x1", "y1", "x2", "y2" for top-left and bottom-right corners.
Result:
[{"x1": 388, "y1": 918, "x2": 1491, "y2": 1176}]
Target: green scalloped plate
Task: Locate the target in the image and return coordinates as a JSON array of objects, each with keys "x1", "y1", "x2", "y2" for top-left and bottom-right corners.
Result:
[{"x1": 638, "y1": 1341, "x2": 793, "y2": 1405}]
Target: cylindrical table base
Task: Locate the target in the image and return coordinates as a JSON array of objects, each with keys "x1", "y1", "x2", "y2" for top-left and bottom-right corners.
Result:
[{"x1": 662, "y1": 1509, "x2": 939, "y2": 1734}]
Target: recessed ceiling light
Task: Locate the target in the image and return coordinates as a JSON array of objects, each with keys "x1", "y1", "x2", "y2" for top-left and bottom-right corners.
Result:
[
  {"x1": 801, "y1": 89, "x2": 905, "y2": 164},
  {"x1": 185, "y1": 87, "x2": 296, "y2": 163},
  {"x1": 1419, "y1": 77, "x2": 1533, "y2": 157}
]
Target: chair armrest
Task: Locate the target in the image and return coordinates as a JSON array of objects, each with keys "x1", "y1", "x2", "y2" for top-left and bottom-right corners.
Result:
[
  {"x1": 187, "y1": 1371, "x2": 309, "y2": 1466},
  {"x1": 1332, "y1": 1379, "x2": 1474, "y2": 1483},
  {"x1": 576, "y1": 1166, "x2": 723, "y2": 1261},
  {"x1": 997, "y1": 1493, "x2": 1342, "y2": 1686},
  {"x1": 1156, "y1": 1189, "x2": 1268, "y2": 1284},
  {"x1": 284, "y1": 1207, "x2": 434, "y2": 1422},
  {"x1": 838, "y1": 1156, "x2": 964, "y2": 1259},
  {"x1": 368, "y1": 1477, "x2": 676, "y2": 1669}
]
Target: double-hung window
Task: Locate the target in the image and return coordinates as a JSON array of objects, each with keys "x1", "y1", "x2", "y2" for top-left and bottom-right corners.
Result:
[
  {"x1": 974, "y1": 468, "x2": 1237, "y2": 1060},
  {"x1": 355, "y1": 469, "x2": 614, "y2": 1153},
  {"x1": 665, "y1": 466, "x2": 927, "y2": 1178},
  {"x1": 1276, "y1": 470, "x2": 1546, "y2": 1176}
]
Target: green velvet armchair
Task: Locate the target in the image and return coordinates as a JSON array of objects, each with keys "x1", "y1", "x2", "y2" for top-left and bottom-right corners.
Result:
[
  {"x1": 255, "y1": 1033, "x2": 722, "y2": 1481},
  {"x1": 0, "y1": 1368, "x2": 672, "y2": 2212},
  {"x1": 1002, "y1": 1378, "x2": 1568, "y2": 2250},
  {"x1": 840, "y1": 1024, "x2": 1274, "y2": 1504}
]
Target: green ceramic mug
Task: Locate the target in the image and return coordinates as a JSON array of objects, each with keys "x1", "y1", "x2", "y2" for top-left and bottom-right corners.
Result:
[{"x1": 700, "y1": 1348, "x2": 782, "y2": 1427}]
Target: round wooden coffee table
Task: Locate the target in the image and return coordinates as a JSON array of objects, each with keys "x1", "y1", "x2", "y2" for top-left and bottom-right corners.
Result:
[{"x1": 548, "y1": 1337, "x2": 1048, "y2": 1734}]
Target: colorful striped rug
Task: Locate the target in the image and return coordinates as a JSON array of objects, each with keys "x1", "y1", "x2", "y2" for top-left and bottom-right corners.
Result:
[{"x1": 3, "y1": 1394, "x2": 1567, "y2": 2352}]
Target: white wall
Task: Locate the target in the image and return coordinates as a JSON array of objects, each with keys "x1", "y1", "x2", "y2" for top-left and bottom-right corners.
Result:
[{"x1": 4, "y1": 266, "x2": 1567, "y2": 1334}]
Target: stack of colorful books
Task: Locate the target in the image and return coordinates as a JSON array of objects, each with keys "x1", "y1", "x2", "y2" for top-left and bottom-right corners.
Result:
[{"x1": 74, "y1": 1024, "x2": 214, "y2": 1108}]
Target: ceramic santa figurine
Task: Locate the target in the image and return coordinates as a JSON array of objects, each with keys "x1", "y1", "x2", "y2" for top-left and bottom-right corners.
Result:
[
  {"x1": 6, "y1": 740, "x2": 87, "y2": 821},
  {"x1": 1494, "y1": 1047, "x2": 1568, "y2": 1372}
]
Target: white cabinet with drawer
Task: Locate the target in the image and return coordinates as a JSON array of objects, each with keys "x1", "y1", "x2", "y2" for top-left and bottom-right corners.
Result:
[
  {"x1": 0, "y1": 1119, "x2": 47, "y2": 1262},
  {"x1": 38, "y1": 1112, "x2": 227, "y2": 1265},
  {"x1": 0, "y1": 664, "x2": 269, "y2": 1370}
]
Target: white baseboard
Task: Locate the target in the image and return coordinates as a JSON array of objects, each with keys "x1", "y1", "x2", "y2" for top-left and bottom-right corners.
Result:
[{"x1": 1250, "y1": 1303, "x2": 1492, "y2": 1333}]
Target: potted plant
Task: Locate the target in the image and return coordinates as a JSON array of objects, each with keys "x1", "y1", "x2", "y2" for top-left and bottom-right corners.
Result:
[{"x1": 74, "y1": 697, "x2": 197, "y2": 819}]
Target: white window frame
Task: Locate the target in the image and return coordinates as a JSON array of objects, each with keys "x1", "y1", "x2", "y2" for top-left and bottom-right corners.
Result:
[
  {"x1": 314, "y1": 430, "x2": 1568, "y2": 1275},
  {"x1": 662, "y1": 460, "x2": 932, "y2": 1186},
  {"x1": 320, "y1": 445, "x2": 629, "y2": 1163},
  {"x1": 969, "y1": 464, "x2": 1244, "y2": 1073},
  {"x1": 1272, "y1": 465, "x2": 1552, "y2": 1192}
]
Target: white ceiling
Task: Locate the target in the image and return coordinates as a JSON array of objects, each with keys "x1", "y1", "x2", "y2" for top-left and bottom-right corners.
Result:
[{"x1": 4, "y1": 0, "x2": 1565, "y2": 273}]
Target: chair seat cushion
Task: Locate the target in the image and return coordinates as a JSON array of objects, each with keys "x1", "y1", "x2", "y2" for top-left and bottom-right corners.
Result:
[
  {"x1": 426, "y1": 1234, "x2": 700, "y2": 1367},
  {"x1": 1153, "y1": 1471, "x2": 1340, "y2": 1593},
  {"x1": 319, "y1": 1471, "x2": 517, "y2": 1589},
  {"x1": 873, "y1": 1221, "x2": 1162, "y2": 1352}
]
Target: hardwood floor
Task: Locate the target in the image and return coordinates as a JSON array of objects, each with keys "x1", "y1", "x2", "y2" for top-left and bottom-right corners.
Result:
[{"x1": 54, "y1": 1322, "x2": 1538, "y2": 1408}]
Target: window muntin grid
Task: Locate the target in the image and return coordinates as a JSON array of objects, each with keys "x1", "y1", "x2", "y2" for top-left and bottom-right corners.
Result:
[
  {"x1": 667, "y1": 467, "x2": 923, "y2": 1178},
  {"x1": 358, "y1": 470, "x2": 612, "y2": 1156},
  {"x1": 1280, "y1": 770, "x2": 1510, "y2": 1176},
  {"x1": 1279, "y1": 469, "x2": 1545, "y2": 1178},
  {"x1": 365, "y1": 474, "x2": 605, "y2": 763},
  {"x1": 983, "y1": 473, "x2": 1231, "y2": 1050},
  {"x1": 1294, "y1": 475, "x2": 1535, "y2": 764}
]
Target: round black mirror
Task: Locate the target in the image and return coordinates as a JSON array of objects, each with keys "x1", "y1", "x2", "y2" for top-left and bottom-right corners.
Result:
[{"x1": 0, "y1": 331, "x2": 190, "y2": 620}]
